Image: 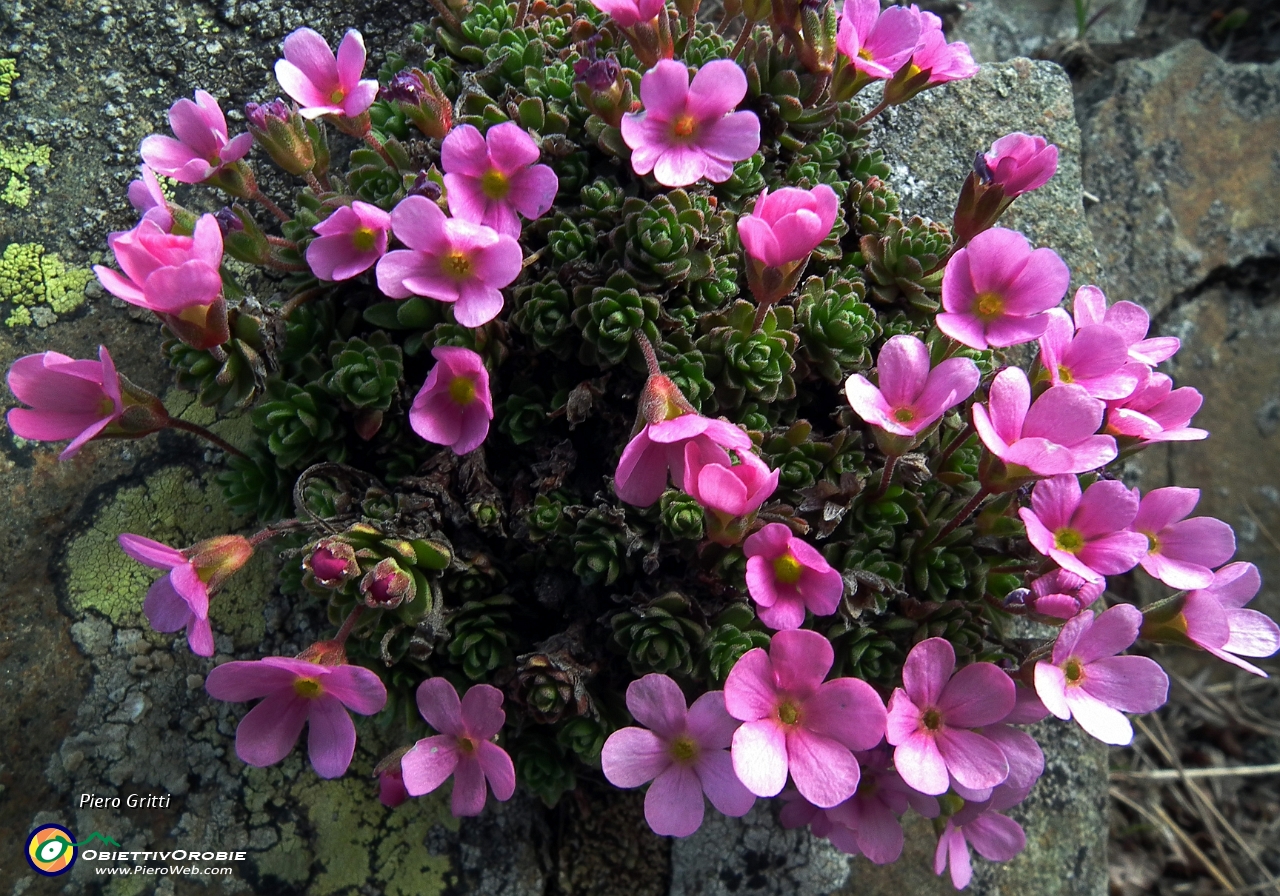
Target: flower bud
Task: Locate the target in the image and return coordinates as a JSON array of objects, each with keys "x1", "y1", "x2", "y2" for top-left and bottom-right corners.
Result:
[
  {"x1": 380, "y1": 69, "x2": 452, "y2": 140},
  {"x1": 359, "y1": 557, "x2": 416, "y2": 610},
  {"x1": 186, "y1": 534, "x2": 254, "y2": 593},
  {"x1": 374, "y1": 747, "x2": 413, "y2": 808},
  {"x1": 245, "y1": 99, "x2": 316, "y2": 176},
  {"x1": 304, "y1": 538, "x2": 359, "y2": 587},
  {"x1": 406, "y1": 170, "x2": 443, "y2": 201},
  {"x1": 214, "y1": 206, "x2": 245, "y2": 234}
]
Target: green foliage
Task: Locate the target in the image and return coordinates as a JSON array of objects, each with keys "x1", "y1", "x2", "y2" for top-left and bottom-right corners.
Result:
[{"x1": 611, "y1": 593, "x2": 704, "y2": 677}]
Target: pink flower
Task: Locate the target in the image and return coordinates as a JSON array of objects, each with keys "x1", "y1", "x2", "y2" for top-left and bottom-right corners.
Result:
[
  {"x1": 1019, "y1": 474, "x2": 1149, "y2": 582},
  {"x1": 1105, "y1": 373, "x2": 1207, "y2": 443},
  {"x1": 844, "y1": 334, "x2": 981, "y2": 446},
  {"x1": 938, "y1": 228, "x2": 1069, "y2": 349},
  {"x1": 778, "y1": 791, "x2": 863, "y2": 856},
  {"x1": 375, "y1": 749, "x2": 412, "y2": 808},
  {"x1": 907, "y1": 10, "x2": 979, "y2": 86},
  {"x1": 401, "y1": 679, "x2": 516, "y2": 817},
  {"x1": 441, "y1": 123, "x2": 559, "y2": 238},
  {"x1": 725, "y1": 628, "x2": 887, "y2": 808},
  {"x1": 1130, "y1": 487, "x2": 1236, "y2": 590},
  {"x1": 981, "y1": 133, "x2": 1058, "y2": 199},
  {"x1": 620, "y1": 59, "x2": 760, "y2": 187},
  {"x1": 885, "y1": 638, "x2": 1015, "y2": 796},
  {"x1": 934, "y1": 793, "x2": 1026, "y2": 890},
  {"x1": 1072, "y1": 285, "x2": 1179, "y2": 366},
  {"x1": 835, "y1": 0, "x2": 921, "y2": 79},
  {"x1": 139, "y1": 90, "x2": 253, "y2": 184},
  {"x1": 1025, "y1": 569, "x2": 1104, "y2": 620},
  {"x1": 590, "y1": 0, "x2": 664, "y2": 26},
  {"x1": 972, "y1": 367, "x2": 1118, "y2": 477},
  {"x1": 118, "y1": 533, "x2": 253, "y2": 656},
  {"x1": 683, "y1": 439, "x2": 780, "y2": 544},
  {"x1": 615, "y1": 414, "x2": 753, "y2": 507},
  {"x1": 1035, "y1": 309, "x2": 1143, "y2": 401},
  {"x1": 205, "y1": 656, "x2": 387, "y2": 778},
  {"x1": 1147, "y1": 563, "x2": 1279, "y2": 677},
  {"x1": 6, "y1": 347, "x2": 123, "y2": 459},
  {"x1": 601, "y1": 673, "x2": 755, "y2": 837},
  {"x1": 1035, "y1": 604, "x2": 1169, "y2": 744},
  {"x1": 93, "y1": 215, "x2": 228, "y2": 350},
  {"x1": 376, "y1": 195, "x2": 522, "y2": 327},
  {"x1": 737, "y1": 185, "x2": 839, "y2": 268},
  {"x1": 409, "y1": 347, "x2": 493, "y2": 455},
  {"x1": 274, "y1": 28, "x2": 378, "y2": 120},
  {"x1": 743, "y1": 523, "x2": 843, "y2": 631},
  {"x1": 306, "y1": 201, "x2": 391, "y2": 281},
  {"x1": 127, "y1": 165, "x2": 173, "y2": 230}
]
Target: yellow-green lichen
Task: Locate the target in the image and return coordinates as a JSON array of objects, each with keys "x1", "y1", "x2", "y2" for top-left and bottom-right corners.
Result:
[
  {"x1": 62, "y1": 465, "x2": 270, "y2": 647},
  {"x1": 0, "y1": 58, "x2": 16, "y2": 103},
  {"x1": 0, "y1": 241, "x2": 93, "y2": 326},
  {"x1": 0, "y1": 140, "x2": 49, "y2": 207}
]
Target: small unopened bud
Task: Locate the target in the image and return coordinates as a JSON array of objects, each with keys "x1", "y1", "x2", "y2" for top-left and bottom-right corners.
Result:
[
  {"x1": 407, "y1": 170, "x2": 443, "y2": 201},
  {"x1": 640, "y1": 374, "x2": 697, "y2": 425},
  {"x1": 186, "y1": 534, "x2": 254, "y2": 593},
  {"x1": 381, "y1": 70, "x2": 428, "y2": 105},
  {"x1": 384, "y1": 68, "x2": 452, "y2": 140},
  {"x1": 214, "y1": 206, "x2": 244, "y2": 234},
  {"x1": 304, "y1": 538, "x2": 359, "y2": 587},
  {"x1": 359, "y1": 558, "x2": 415, "y2": 610},
  {"x1": 245, "y1": 98, "x2": 315, "y2": 176},
  {"x1": 375, "y1": 747, "x2": 413, "y2": 807}
]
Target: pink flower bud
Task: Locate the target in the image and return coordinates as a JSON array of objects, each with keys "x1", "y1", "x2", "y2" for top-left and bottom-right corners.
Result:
[
  {"x1": 304, "y1": 539, "x2": 359, "y2": 587},
  {"x1": 683, "y1": 440, "x2": 779, "y2": 545},
  {"x1": 359, "y1": 558, "x2": 415, "y2": 610}
]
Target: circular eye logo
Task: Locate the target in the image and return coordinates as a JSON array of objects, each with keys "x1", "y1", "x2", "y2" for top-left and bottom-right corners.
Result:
[{"x1": 26, "y1": 825, "x2": 77, "y2": 876}]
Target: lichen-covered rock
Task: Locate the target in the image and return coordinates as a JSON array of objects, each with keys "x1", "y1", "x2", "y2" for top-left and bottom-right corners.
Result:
[{"x1": 950, "y1": 0, "x2": 1147, "y2": 63}]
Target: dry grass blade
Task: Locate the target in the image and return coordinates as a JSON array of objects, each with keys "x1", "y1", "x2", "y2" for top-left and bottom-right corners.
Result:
[
  {"x1": 1111, "y1": 763, "x2": 1280, "y2": 781},
  {"x1": 1110, "y1": 786, "x2": 1237, "y2": 891}
]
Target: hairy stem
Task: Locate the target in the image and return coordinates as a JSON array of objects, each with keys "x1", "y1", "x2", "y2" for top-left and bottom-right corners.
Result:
[{"x1": 167, "y1": 418, "x2": 248, "y2": 459}]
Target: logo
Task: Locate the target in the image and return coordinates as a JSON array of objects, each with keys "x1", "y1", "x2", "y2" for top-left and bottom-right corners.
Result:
[{"x1": 26, "y1": 825, "x2": 77, "y2": 876}]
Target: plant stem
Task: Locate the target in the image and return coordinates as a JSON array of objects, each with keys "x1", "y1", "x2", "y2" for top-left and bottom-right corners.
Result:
[
  {"x1": 729, "y1": 20, "x2": 755, "y2": 61},
  {"x1": 427, "y1": 0, "x2": 463, "y2": 33},
  {"x1": 928, "y1": 485, "x2": 990, "y2": 548},
  {"x1": 515, "y1": 0, "x2": 531, "y2": 26},
  {"x1": 869, "y1": 455, "x2": 898, "y2": 502},
  {"x1": 265, "y1": 234, "x2": 298, "y2": 249},
  {"x1": 362, "y1": 130, "x2": 397, "y2": 168},
  {"x1": 934, "y1": 421, "x2": 974, "y2": 472},
  {"x1": 303, "y1": 171, "x2": 326, "y2": 195},
  {"x1": 635, "y1": 331, "x2": 662, "y2": 377},
  {"x1": 249, "y1": 188, "x2": 290, "y2": 222},
  {"x1": 167, "y1": 418, "x2": 248, "y2": 458},
  {"x1": 247, "y1": 519, "x2": 308, "y2": 547},
  {"x1": 854, "y1": 99, "x2": 890, "y2": 128},
  {"x1": 334, "y1": 606, "x2": 365, "y2": 647}
]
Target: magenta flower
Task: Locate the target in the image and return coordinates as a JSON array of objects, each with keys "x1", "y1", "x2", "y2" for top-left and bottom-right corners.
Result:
[
  {"x1": 274, "y1": 28, "x2": 378, "y2": 120},
  {"x1": 1025, "y1": 569, "x2": 1104, "y2": 620},
  {"x1": 139, "y1": 90, "x2": 252, "y2": 184},
  {"x1": 93, "y1": 215, "x2": 228, "y2": 350},
  {"x1": 1036, "y1": 309, "x2": 1143, "y2": 401},
  {"x1": 589, "y1": 0, "x2": 665, "y2": 27},
  {"x1": 938, "y1": 228, "x2": 1069, "y2": 350},
  {"x1": 778, "y1": 791, "x2": 862, "y2": 856},
  {"x1": 1035, "y1": 604, "x2": 1169, "y2": 745},
  {"x1": 972, "y1": 367, "x2": 1117, "y2": 477},
  {"x1": 1072, "y1": 285, "x2": 1179, "y2": 366},
  {"x1": 615, "y1": 413, "x2": 753, "y2": 507},
  {"x1": 118, "y1": 533, "x2": 253, "y2": 656},
  {"x1": 620, "y1": 59, "x2": 760, "y2": 187},
  {"x1": 1130, "y1": 487, "x2": 1236, "y2": 590},
  {"x1": 683, "y1": 439, "x2": 780, "y2": 544},
  {"x1": 376, "y1": 195, "x2": 522, "y2": 327},
  {"x1": 934, "y1": 794, "x2": 1026, "y2": 890},
  {"x1": 205, "y1": 656, "x2": 387, "y2": 778},
  {"x1": 844, "y1": 334, "x2": 980, "y2": 446},
  {"x1": 306, "y1": 201, "x2": 391, "y2": 281},
  {"x1": 835, "y1": 0, "x2": 921, "y2": 79},
  {"x1": 885, "y1": 638, "x2": 1015, "y2": 796},
  {"x1": 743, "y1": 523, "x2": 843, "y2": 631},
  {"x1": 6, "y1": 347, "x2": 123, "y2": 459},
  {"x1": 981, "y1": 133, "x2": 1058, "y2": 199},
  {"x1": 737, "y1": 185, "x2": 839, "y2": 268},
  {"x1": 441, "y1": 123, "x2": 559, "y2": 238},
  {"x1": 1184, "y1": 563, "x2": 1280, "y2": 677},
  {"x1": 601, "y1": 674, "x2": 755, "y2": 837},
  {"x1": 725, "y1": 628, "x2": 887, "y2": 808},
  {"x1": 906, "y1": 10, "x2": 979, "y2": 86},
  {"x1": 1106, "y1": 373, "x2": 1207, "y2": 443},
  {"x1": 1019, "y1": 475, "x2": 1149, "y2": 583},
  {"x1": 401, "y1": 679, "x2": 516, "y2": 817},
  {"x1": 127, "y1": 165, "x2": 173, "y2": 230},
  {"x1": 377, "y1": 760, "x2": 410, "y2": 808},
  {"x1": 409, "y1": 347, "x2": 493, "y2": 455}
]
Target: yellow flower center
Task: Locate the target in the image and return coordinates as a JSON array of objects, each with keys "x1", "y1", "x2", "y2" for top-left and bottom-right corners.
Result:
[
  {"x1": 329, "y1": 88, "x2": 346, "y2": 104},
  {"x1": 669, "y1": 736, "x2": 699, "y2": 763},
  {"x1": 1056, "y1": 364, "x2": 1075, "y2": 384},
  {"x1": 922, "y1": 708, "x2": 943, "y2": 731},
  {"x1": 100, "y1": 397, "x2": 117, "y2": 416},
  {"x1": 480, "y1": 168, "x2": 511, "y2": 200},
  {"x1": 777, "y1": 701, "x2": 801, "y2": 726},
  {"x1": 444, "y1": 251, "x2": 472, "y2": 279},
  {"x1": 449, "y1": 375, "x2": 477, "y2": 406},
  {"x1": 1053, "y1": 527, "x2": 1084, "y2": 554},
  {"x1": 893, "y1": 407, "x2": 916, "y2": 423},
  {"x1": 1064, "y1": 658, "x2": 1085, "y2": 684},
  {"x1": 177, "y1": 303, "x2": 212, "y2": 327},
  {"x1": 857, "y1": 48, "x2": 874, "y2": 61},
  {"x1": 351, "y1": 226, "x2": 377, "y2": 252},
  {"x1": 974, "y1": 291, "x2": 1005, "y2": 321},
  {"x1": 772, "y1": 552, "x2": 803, "y2": 585},
  {"x1": 294, "y1": 677, "x2": 323, "y2": 698},
  {"x1": 672, "y1": 115, "x2": 696, "y2": 138},
  {"x1": 457, "y1": 736, "x2": 477, "y2": 755},
  {"x1": 1144, "y1": 532, "x2": 1160, "y2": 555}
]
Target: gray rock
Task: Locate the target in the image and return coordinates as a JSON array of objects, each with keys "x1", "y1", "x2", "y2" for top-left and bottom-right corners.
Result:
[{"x1": 952, "y1": 0, "x2": 1146, "y2": 64}]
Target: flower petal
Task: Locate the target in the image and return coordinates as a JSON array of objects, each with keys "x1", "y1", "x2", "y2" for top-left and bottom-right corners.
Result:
[
  {"x1": 731, "y1": 719, "x2": 789, "y2": 797},
  {"x1": 416, "y1": 677, "x2": 466, "y2": 737},
  {"x1": 694, "y1": 748, "x2": 756, "y2": 817},
  {"x1": 307, "y1": 695, "x2": 357, "y2": 778},
  {"x1": 786, "y1": 728, "x2": 860, "y2": 808},
  {"x1": 602, "y1": 727, "x2": 672, "y2": 788},
  {"x1": 646, "y1": 763, "x2": 706, "y2": 837},
  {"x1": 402, "y1": 735, "x2": 461, "y2": 796},
  {"x1": 235, "y1": 691, "x2": 309, "y2": 767}
]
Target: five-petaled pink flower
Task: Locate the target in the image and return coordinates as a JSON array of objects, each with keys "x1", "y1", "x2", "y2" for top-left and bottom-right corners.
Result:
[
  {"x1": 885, "y1": 638, "x2": 1015, "y2": 796},
  {"x1": 683, "y1": 440, "x2": 780, "y2": 544},
  {"x1": 1035, "y1": 604, "x2": 1168, "y2": 745},
  {"x1": 1025, "y1": 569, "x2": 1104, "y2": 620},
  {"x1": 1073, "y1": 285, "x2": 1179, "y2": 366},
  {"x1": 938, "y1": 227, "x2": 1069, "y2": 350},
  {"x1": 93, "y1": 215, "x2": 229, "y2": 350},
  {"x1": 118, "y1": 533, "x2": 253, "y2": 656},
  {"x1": 904, "y1": 10, "x2": 979, "y2": 87},
  {"x1": 6, "y1": 347, "x2": 124, "y2": 459},
  {"x1": 973, "y1": 367, "x2": 1117, "y2": 477},
  {"x1": 601, "y1": 673, "x2": 755, "y2": 837},
  {"x1": 589, "y1": 0, "x2": 665, "y2": 27},
  {"x1": 615, "y1": 413, "x2": 753, "y2": 507},
  {"x1": 725, "y1": 628, "x2": 887, "y2": 808},
  {"x1": 409, "y1": 346, "x2": 493, "y2": 455},
  {"x1": 737, "y1": 185, "x2": 839, "y2": 268},
  {"x1": 206, "y1": 655, "x2": 387, "y2": 778},
  {"x1": 934, "y1": 791, "x2": 1027, "y2": 890},
  {"x1": 845, "y1": 334, "x2": 980, "y2": 448},
  {"x1": 401, "y1": 678, "x2": 516, "y2": 817},
  {"x1": 743, "y1": 523, "x2": 843, "y2": 631},
  {"x1": 1019, "y1": 474, "x2": 1149, "y2": 583},
  {"x1": 274, "y1": 28, "x2": 378, "y2": 120},
  {"x1": 140, "y1": 90, "x2": 253, "y2": 184},
  {"x1": 306, "y1": 200, "x2": 391, "y2": 281},
  {"x1": 441, "y1": 123, "x2": 559, "y2": 238},
  {"x1": 981, "y1": 133, "x2": 1058, "y2": 199},
  {"x1": 835, "y1": 0, "x2": 921, "y2": 80},
  {"x1": 1130, "y1": 487, "x2": 1235, "y2": 590},
  {"x1": 376, "y1": 195, "x2": 522, "y2": 327},
  {"x1": 1106, "y1": 372, "x2": 1207, "y2": 443},
  {"x1": 1035, "y1": 309, "x2": 1143, "y2": 400},
  {"x1": 127, "y1": 165, "x2": 173, "y2": 230},
  {"x1": 621, "y1": 59, "x2": 760, "y2": 187}
]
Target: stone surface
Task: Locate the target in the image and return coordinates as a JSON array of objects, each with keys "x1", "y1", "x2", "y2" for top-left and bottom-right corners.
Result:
[
  {"x1": 1080, "y1": 40, "x2": 1280, "y2": 317},
  {"x1": 952, "y1": 0, "x2": 1147, "y2": 63}
]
